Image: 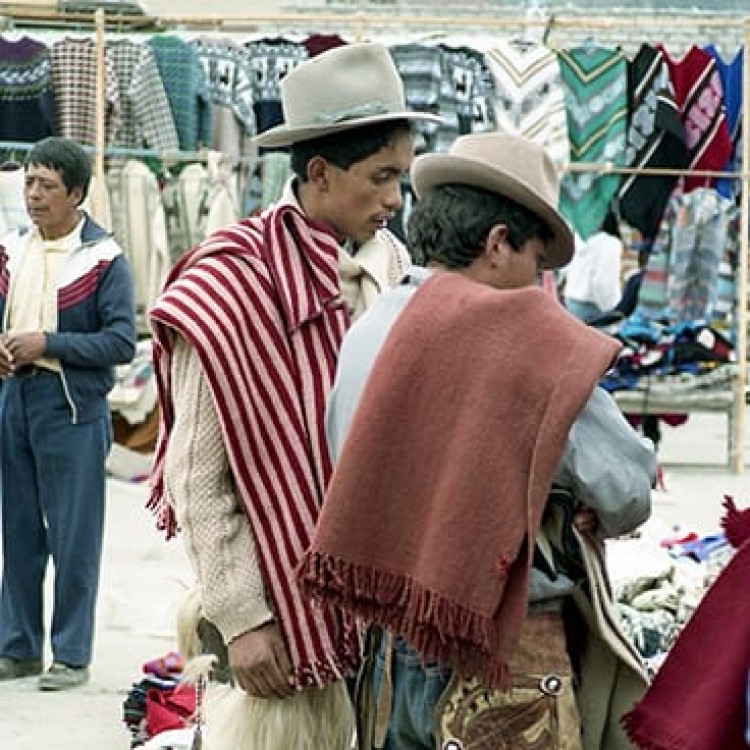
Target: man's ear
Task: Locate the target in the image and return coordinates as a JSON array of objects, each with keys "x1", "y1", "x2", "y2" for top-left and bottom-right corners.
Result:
[
  {"x1": 307, "y1": 156, "x2": 329, "y2": 191},
  {"x1": 485, "y1": 223, "x2": 508, "y2": 265},
  {"x1": 67, "y1": 184, "x2": 84, "y2": 207}
]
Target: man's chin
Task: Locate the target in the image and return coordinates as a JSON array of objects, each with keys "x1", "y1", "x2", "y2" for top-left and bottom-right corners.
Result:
[{"x1": 353, "y1": 229, "x2": 379, "y2": 249}]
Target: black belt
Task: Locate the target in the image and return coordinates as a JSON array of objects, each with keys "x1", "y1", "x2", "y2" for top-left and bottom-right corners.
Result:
[{"x1": 13, "y1": 364, "x2": 53, "y2": 378}]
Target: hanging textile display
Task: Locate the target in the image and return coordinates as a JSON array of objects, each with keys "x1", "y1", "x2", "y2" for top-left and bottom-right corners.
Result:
[
  {"x1": 558, "y1": 44, "x2": 628, "y2": 240},
  {"x1": 659, "y1": 44, "x2": 732, "y2": 193},
  {"x1": 0, "y1": 35, "x2": 56, "y2": 143},
  {"x1": 191, "y1": 36, "x2": 257, "y2": 161},
  {"x1": 50, "y1": 36, "x2": 121, "y2": 146},
  {"x1": 616, "y1": 43, "x2": 689, "y2": 241},
  {"x1": 106, "y1": 37, "x2": 180, "y2": 152},
  {"x1": 486, "y1": 39, "x2": 570, "y2": 170},
  {"x1": 435, "y1": 44, "x2": 496, "y2": 152},
  {"x1": 705, "y1": 44, "x2": 743, "y2": 201},
  {"x1": 635, "y1": 187, "x2": 737, "y2": 325},
  {"x1": 147, "y1": 34, "x2": 212, "y2": 152}
]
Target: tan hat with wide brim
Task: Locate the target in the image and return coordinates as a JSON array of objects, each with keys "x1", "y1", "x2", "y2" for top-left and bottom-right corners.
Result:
[
  {"x1": 411, "y1": 132, "x2": 574, "y2": 269},
  {"x1": 253, "y1": 43, "x2": 443, "y2": 149}
]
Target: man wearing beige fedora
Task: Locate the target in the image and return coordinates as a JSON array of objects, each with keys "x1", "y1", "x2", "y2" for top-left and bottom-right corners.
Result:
[
  {"x1": 300, "y1": 132, "x2": 656, "y2": 750},
  {"x1": 146, "y1": 43, "x2": 440, "y2": 748}
]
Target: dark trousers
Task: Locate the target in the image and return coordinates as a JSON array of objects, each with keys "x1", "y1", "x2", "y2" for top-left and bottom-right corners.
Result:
[{"x1": 0, "y1": 371, "x2": 111, "y2": 667}]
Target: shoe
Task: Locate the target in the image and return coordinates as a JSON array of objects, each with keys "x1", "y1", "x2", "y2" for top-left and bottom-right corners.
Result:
[
  {"x1": 0, "y1": 657, "x2": 43, "y2": 681},
  {"x1": 38, "y1": 662, "x2": 89, "y2": 691}
]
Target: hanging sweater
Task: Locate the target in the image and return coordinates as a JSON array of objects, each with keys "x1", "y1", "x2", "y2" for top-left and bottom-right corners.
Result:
[
  {"x1": 617, "y1": 43, "x2": 688, "y2": 239},
  {"x1": 245, "y1": 37, "x2": 308, "y2": 142},
  {"x1": 705, "y1": 44, "x2": 743, "y2": 201},
  {"x1": 147, "y1": 35, "x2": 213, "y2": 152},
  {"x1": 635, "y1": 187, "x2": 735, "y2": 324},
  {"x1": 486, "y1": 39, "x2": 570, "y2": 171},
  {"x1": 558, "y1": 45, "x2": 628, "y2": 240},
  {"x1": 0, "y1": 35, "x2": 56, "y2": 142},
  {"x1": 388, "y1": 43, "x2": 444, "y2": 153},
  {"x1": 435, "y1": 44, "x2": 496, "y2": 152},
  {"x1": 107, "y1": 38, "x2": 179, "y2": 152},
  {"x1": 50, "y1": 37, "x2": 121, "y2": 146},
  {"x1": 659, "y1": 44, "x2": 732, "y2": 193},
  {"x1": 191, "y1": 35, "x2": 257, "y2": 158}
]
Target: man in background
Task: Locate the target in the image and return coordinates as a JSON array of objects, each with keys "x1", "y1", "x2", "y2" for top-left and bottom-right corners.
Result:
[{"x1": 0, "y1": 136, "x2": 136, "y2": 691}]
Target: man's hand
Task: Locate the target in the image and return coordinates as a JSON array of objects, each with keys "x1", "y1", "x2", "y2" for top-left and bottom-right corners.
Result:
[
  {"x1": 0, "y1": 335, "x2": 14, "y2": 377},
  {"x1": 573, "y1": 505, "x2": 599, "y2": 533},
  {"x1": 227, "y1": 621, "x2": 296, "y2": 699},
  {"x1": 0, "y1": 332, "x2": 47, "y2": 376}
]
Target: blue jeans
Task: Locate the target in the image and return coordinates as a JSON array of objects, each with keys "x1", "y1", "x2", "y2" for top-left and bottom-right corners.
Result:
[
  {"x1": 0, "y1": 372, "x2": 111, "y2": 668},
  {"x1": 371, "y1": 635, "x2": 451, "y2": 750}
]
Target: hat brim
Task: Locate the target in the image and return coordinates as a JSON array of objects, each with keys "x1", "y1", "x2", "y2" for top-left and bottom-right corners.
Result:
[
  {"x1": 411, "y1": 153, "x2": 574, "y2": 269},
  {"x1": 253, "y1": 111, "x2": 444, "y2": 149}
]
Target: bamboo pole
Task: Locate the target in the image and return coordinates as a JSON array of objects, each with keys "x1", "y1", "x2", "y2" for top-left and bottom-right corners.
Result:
[
  {"x1": 731, "y1": 20, "x2": 750, "y2": 473},
  {"x1": 91, "y1": 7, "x2": 106, "y2": 225},
  {"x1": 0, "y1": 8, "x2": 746, "y2": 32},
  {"x1": 564, "y1": 162, "x2": 747, "y2": 180}
]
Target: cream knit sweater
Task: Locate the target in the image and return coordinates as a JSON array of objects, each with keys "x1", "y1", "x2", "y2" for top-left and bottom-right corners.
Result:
[{"x1": 164, "y1": 336, "x2": 274, "y2": 642}]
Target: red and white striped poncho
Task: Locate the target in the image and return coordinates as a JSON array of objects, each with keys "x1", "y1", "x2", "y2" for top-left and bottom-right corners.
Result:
[{"x1": 148, "y1": 203, "x2": 361, "y2": 687}]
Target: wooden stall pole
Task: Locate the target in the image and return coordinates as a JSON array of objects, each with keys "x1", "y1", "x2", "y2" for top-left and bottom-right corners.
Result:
[
  {"x1": 732, "y1": 18, "x2": 750, "y2": 473},
  {"x1": 91, "y1": 7, "x2": 106, "y2": 225}
]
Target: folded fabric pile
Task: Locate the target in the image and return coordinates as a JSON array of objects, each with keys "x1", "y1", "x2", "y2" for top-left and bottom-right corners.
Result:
[
  {"x1": 606, "y1": 516, "x2": 736, "y2": 676},
  {"x1": 122, "y1": 651, "x2": 196, "y2": 748}
]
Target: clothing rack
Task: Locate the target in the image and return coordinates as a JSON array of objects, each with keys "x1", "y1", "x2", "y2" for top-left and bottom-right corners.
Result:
[{"x1": 3, "y1": 7, "x2": 749, "y2": 471}]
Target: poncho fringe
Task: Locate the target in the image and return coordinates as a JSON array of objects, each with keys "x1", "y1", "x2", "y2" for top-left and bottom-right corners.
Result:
[{"x1": 300, "y1": 551, "x2": 509, "y2": 688}]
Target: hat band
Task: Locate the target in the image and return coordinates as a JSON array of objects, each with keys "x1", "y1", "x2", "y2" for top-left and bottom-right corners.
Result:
[{"x1": 312, "y1": 101, "x2": 392, "y2": 125}]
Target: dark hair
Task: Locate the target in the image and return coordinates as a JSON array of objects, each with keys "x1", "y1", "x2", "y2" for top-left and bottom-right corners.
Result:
[
  {"x1": 290, "y1": 119, "x2": 413, "y2": 180},
  {"x1": 25, "y1": 137, "x2": 92, "y2": 204},
  {"x1": 407, "y1": 184, "x2": 554, "y2": 268}
]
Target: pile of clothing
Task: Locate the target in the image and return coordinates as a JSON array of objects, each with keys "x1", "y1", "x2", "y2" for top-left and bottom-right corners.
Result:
[
  {"x1": 122, "y1": 651, "x2": 196, "y2": 748},
  {"x1": 607, "y1": 518, "x2": 735, "y2": 676}
]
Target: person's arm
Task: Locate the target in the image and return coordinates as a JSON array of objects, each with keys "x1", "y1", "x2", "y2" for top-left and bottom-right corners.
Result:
[
  {"x1": 45, "y1": 251, "x2": 137, "y2": 367},
  {"x1": 554, "y1": 385, "x2": 656, "y2": 538},
  {"x1": 164, "y1": 336, "x2": 293, "y2": 698}
]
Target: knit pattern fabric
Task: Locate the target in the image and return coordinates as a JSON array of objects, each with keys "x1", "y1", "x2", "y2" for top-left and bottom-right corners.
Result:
[
  {"x1": 164, "y1": 337, "x2": 273, "y2": 642},
  {"x1": 659, "y1": 44, "x2": 733, "y2": 193},
  {"x1": 389, "y1": 43, "x2": 443, "y2": 152},
  {"x1": 245, "y1": 38, "x2": 308, "y2": 137},
  {"x1": 437, "y1": 44, "x2": 497, "y2": 150},
  {"x1": 636, "y1": 187, "x2": 735, "y2": 324},
  {"x1": 558, "y1": 45, "x2": 628, "y2": 240},
  {"x1": 617, "y1": 43, "x2": 688, "y2": 239},
  {"x1": 191, "y1": 37, "x2": 256, "y2": 137},
  {"x1": 107, "y1": 39, "x2": 179, "y2": 151},
  {"x1": 50, "y1": 37, "x2": 121, "y2": 146},
  {"x1": 148, "y1": 35, "x2": 212, "y2": 152},
  {"x1": 486, "y1": 39, "x2": 570, "y2": 171},
  {"x1": 0, "y1": 36, "x2": 56, "y2": 142}
]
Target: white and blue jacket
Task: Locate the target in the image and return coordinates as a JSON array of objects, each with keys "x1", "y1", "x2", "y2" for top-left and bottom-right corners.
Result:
[{"x1": 0, "y1": 212, "x2": 137, "y2": 422}]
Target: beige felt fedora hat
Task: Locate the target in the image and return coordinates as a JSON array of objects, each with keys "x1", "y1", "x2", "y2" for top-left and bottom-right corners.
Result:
[
  {"x1": 253, "y1": 43, "x2": 443, "y2": 149},
  {"x1": 411, "y1": 132, "x2": 574, "y2": 269}
]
